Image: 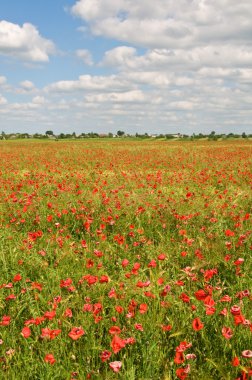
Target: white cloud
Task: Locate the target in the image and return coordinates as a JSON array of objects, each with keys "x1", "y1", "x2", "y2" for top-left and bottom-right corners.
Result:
[
  {"x1": 85, "y1": 89, "x2": 146, "y2": 103},
  {"x1": 72, "y1": 0, "x2": 252, "y2": 48},
  {"x1": 0, "y1": 94, "x2": 7, "y2": 105},
  {"x1": 0, "y1": 21, "x2": 55, "y2": 62},
  {"x1": 169, "y1": 101, "x2": 196, "y2": 111},
  {"x1": 13, "y1": 80, "x2": 37, "y2": 95},
  {"x1": 32, "y1": 96, "x2": 46, "y2": 105},
  {"x1": 0, "y1": 76, "x2": 7, "y2": 85},
  {"x1": 102, "y1": 46, "x2": 137, "y2": 68},
  {"x1": 76, "y1": 49, "x2": 93, "y2": 65},
  {"x1": 122, "y1": 71, "x2": 171, "y2": 87},
  {"x1": 102, "y1": 45, "x2": 252, "y2": 73},
  {"x1": 45, "y1": 74, "x2": 134, "y2": 93},
  {"x1": 10, "y1": 102, "x2": 40, "y2": 110},
  {"x1": 1, "y1": 1, "x2": 252, "y2": 135},
  {"x1": 20, "y1": 80, "x2": 35, "y2": 90},
  {"x1": 71, "y1": 0, "x2": 123, "y2": 21},
  {"x1": 238, "y1": 69, "x2": 252, "y2": 83}
]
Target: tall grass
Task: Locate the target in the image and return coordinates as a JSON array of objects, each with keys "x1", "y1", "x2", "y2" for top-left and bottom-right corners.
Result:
[{"x1": 0, "y1": 139, "x2": 251, "y2": 379}]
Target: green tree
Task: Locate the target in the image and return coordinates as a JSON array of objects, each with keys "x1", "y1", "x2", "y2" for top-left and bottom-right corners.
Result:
[
  {"x1": 117, "y1": 130, "x2": 125, "y2": 137},
  {"x1": 45, "y1": 130, "x2": 54, "y2": 136}
]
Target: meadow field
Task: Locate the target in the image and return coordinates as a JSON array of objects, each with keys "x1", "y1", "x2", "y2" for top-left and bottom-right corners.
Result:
[{"x1": 0, "y1": 139, "x2": 251, "y2": 380}]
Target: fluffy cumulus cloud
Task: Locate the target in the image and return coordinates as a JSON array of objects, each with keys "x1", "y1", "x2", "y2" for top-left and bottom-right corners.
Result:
[
  {"x1": 76, "y1": 49, "x2": 93, "y2": 65},
  {"x1": 32, "y1": 96, "x2": 46, "y2": 105},
  {"x1": 0, "y1": 94, "x2": 7, "y2": 105},
  {"x1": 72, "y1": 0, "x2": 252, "y2": 48},
  {"x1": 0, "y1": 21, "x2": 55, "y2": 62},
  {"x1": 66, "y1": 0, "x2": 252, "y2": 134},
  {"x1": 102, "y1": 46, "x2": 137, "y2": 68},
  {"x1": 1, "y1": 1, "x2": 252, "y2": 134},
  {"x1": 19, "y1": 80, "x2": 35, "y2": 90},
  {"x1": 0, "y1": 76, "x2": 7, "y2": 85},
  {"x1": 44, "y1": 74, "x2": 135, "y2": 93},
  {"x1": 85, "y1": 89, "x2": 146, "y2": 103}
]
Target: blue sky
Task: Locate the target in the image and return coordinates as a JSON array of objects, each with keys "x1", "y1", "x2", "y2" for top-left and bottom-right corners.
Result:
[{"x1": 0, "y1": 0, "x2": 252, "y2": 135}]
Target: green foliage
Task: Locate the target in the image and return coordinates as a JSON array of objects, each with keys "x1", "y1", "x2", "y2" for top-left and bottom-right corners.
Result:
[{"x1": 0, "y1": 140, "x2": 251, "y2": 379}]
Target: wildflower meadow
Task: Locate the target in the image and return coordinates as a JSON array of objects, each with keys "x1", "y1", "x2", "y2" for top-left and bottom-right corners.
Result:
[{"x1": 0, "y1": 139, "x2": 251, "y2": 380}]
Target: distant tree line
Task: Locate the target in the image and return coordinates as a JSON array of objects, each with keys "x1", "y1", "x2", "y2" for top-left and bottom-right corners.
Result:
[{"x1": 1, "y1": 130, "x2": 251, "y2": 140}]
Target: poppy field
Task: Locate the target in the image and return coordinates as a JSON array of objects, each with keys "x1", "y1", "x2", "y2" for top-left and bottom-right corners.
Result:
[{"x1": 0, "y1": 139, "x2": 251, "y2": 380}]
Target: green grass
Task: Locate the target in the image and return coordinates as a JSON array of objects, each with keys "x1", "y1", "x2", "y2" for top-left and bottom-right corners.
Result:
[{"x1": 0, "y1": 139, "x2": 251, "y2": 379}]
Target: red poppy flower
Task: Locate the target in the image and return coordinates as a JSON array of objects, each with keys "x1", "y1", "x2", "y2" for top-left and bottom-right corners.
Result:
[
  {"x1": 68, "y1": 327, "x2": 85, "y2": 340},
  {"x1": 0, "y1": 315, "x2": 11, "y2": 326},
  {"x1": 192, "y1": 317, "x2": 204, "y2": 331},
  {"x1": 100, "y1": 350, "x2": 111, "y2": 362},
  {"x1": 194, "y1": 289, "x2": 208, "y2": 300},
  {"x1": 134, "y1": 323, "x2": 144, "y2": 331},
  {"x1": 241, "y1": 350, "x2": 252, "y2": 358},
  {"x1": 176, "y1": 366, "x2": 189, "y2": 380},
  {"x1": 83, "y1": 303, "x2": 93, "y2": 312},
  {"x1": 144, "y1": 291, "x2": 155, "y2": 298},
  {"x1": 41, "y1": 328, "x2": 61, "y2": 340},
  {"x1": 161, "y1": 324, "x2": 172, "y2": 331},
  {"x1": 205, "y1": 306, "x2": 216, "y2": 315},
  {"x1": 139, "y1": 303, "x2": 148, "y2": 314},
  {"x1": 232, "y1": 357, "x2": 240, "y2": 366},
  {"x1": 222, "y1": 326, "x2": 233, "y2": 339},
  {"x1": 136, "y1": 280, "x2": 151, "y2": 288},
  {"x1": 111, "y1": 335, "x2": 125, "y2": 354},
  {"x1": 109, "y1": 361, "x2": 122, "y2": 372},
  {"x1": 185, "y1": 354, "x2": 196, "y2": 360},
  {"x1": 13, "y1": 274, "x2": 22, "y2": 282},
  {"x1": 176, "y1": 341, "x2": 192, "y2": 352},
  {"x1": 234, "y1": 314, "x2": 245, "y2": 325},
  {"x1": 148, "y1": 259, "x2": 157, "y2": 267},
  {"x1": 87, "y1": 275, "x2": 98, "y2": 285},
  {"x1": 230, "y1": 305, "x2": 241, "y2": 315},
  {"x1": 64, "y1": 308, "x2": 73, "y2": 318},
  {"x1": 174, "y1": 351, "x2": 184, "y2": 364},
  {"x1": 125, "y1": 337, "x2": 135, "y2": 346},
  {"x1": 157, "y1": 277, "x2": 164, "y2": 285},
  {"x1": 203, "y1": 295, "x2": 215, "y2": 307},
  {"x1": 234, "y1": 258, "x2": 244, "y2": 266},
  {"x1": 220, "y1": 295, "x2": 232, "y2": 302},
  {"x1": 44, "y1": 354, "x2": 56, "y2": 365},
  {"x1": 21, "y1": 327, "x2": 31, "y2": 338},
  {"x1": 31, "y1": 282, "x2": 43, "y2": 291},
  {"x1": 225, "y1": 229, "x2": 235, "y2": 237},
  {"x1": 180, "y1": 293, "x2": 190, "y2": 303},
  {"x1": 99, "y1": 275, "x2": 109, "y2": 283},
  {"x1": 44, "y1": 310, "x2": 56, "y2": 320},
  {"x1": 60, "y1": 278, "x2": 72, "y2": 288},
  {"x1": 5, "y1": 294, "x2": 16, "y2": 301},
  {"x1": 121, "y1": 259, "x2": 129, "y2": 267},
  {"x1": 115, "y1": 305, "x2": 124, "y2": 314},
  {"x1": 81, "y1": 240, "x2": 87, "y2": 248},
  {"x1": 93, "y1": 303, "x2": 102, "y2": 315},
  {"x1": 94, "y1": 315, "x2": 103, "y2": 324},
  {"x1": 108, "y1": 288, "x2": 117, "y2": 298},
  {"x1": 109, "y1": 326, "x2": 121, "y2": 335},
  {"x1": 219, "y1": 308, "x2": 228, "y2": 317}
]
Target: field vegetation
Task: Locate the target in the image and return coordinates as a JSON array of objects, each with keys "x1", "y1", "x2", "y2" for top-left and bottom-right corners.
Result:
[{"x1": 0, "y1": 139, "x2": 251, "y2": 379}]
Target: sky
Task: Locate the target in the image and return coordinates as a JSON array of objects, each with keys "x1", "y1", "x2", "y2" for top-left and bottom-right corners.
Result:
[{"x1": 0, "y1": 0, "x2": 252, "y2": 136}]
